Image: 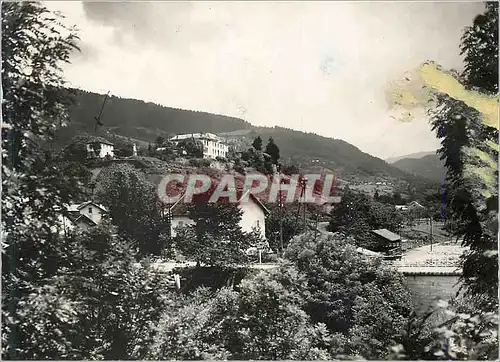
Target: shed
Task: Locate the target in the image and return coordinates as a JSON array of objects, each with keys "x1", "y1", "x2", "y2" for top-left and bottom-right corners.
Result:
[{"x1": 371, "y1": 228, "x2": 402, "y2": 254}]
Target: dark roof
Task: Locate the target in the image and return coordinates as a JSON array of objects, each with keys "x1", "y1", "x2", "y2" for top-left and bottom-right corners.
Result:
[
  {"x1": 74, "y1": 214, "x2": 98, "y2": 226},
  {"x1": 371, "y1": 229, "x2": 401, "y2": 242}
]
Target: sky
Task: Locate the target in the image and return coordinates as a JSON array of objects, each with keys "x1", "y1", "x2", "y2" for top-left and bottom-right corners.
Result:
[{"x1": 45, "y1": 1, "x2": 485, "y2": 159}]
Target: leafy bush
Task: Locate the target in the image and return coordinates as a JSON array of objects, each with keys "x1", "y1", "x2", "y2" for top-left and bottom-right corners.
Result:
[{"x1": 285, "y1": 232, "x2": 414, "y2": 359}]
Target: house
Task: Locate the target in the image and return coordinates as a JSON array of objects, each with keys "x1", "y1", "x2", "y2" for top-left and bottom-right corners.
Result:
[
  {"x1": 86, "y1": 136, "x2": 114, "y2": 158},
  {"x1": 59, "y1": 201, "x2": 109, "y2": 234},
  {"x1": 167, "y1": 189, "x2": 270, "y2": 239},
  {"x1": 169, "y1": 133, "x2": 228, "y2": 159},
  {"x1": 396, "y1": 201, "x2": 427, "y2": 219},
  {"x1": 371, "y1": 228, "x2": 402, "y2": 256}
]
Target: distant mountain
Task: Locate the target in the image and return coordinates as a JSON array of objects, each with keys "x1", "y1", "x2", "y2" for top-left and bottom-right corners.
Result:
[
  {"x1": 391, "y1": 154, "x2": 445, "y2": 183},
  {"x1": 385, "y1": 151, "x2": 437, "y2": 164},
  {"x1": 53, "y1": 89, "x2": 438, "y2": 188}
]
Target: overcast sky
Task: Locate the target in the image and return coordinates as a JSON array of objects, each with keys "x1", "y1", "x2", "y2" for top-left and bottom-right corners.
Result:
[{"x1": 45, "y1": 1, "x2": 485, "y2": 159}]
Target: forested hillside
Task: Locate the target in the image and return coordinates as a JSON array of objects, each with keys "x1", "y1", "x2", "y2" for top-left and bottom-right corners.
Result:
[
  {"x1": 392, "y1": 153, "x2": 445, "y2": 182},
  {"x1": 55, "y1": 89, "x2": 436, "y2": 186}
]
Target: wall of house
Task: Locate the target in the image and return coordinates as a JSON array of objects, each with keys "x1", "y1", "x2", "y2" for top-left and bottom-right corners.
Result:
[
  {"x1": 99, "y1": 144, "x2": 114, "y2": 158},
  {"x1": 239, "y1": 201, "x2": 266, "y2": 239},
  {"x1": 402, "y1": 272, "x2": 462, "y2": 325},
  {"x1": 201, "y1": 138, "x2": 228, "y2": 159},
  {"x1": 80, "y1": 204, "x2": 104, "y2": 224},
  {"x1": 170, "y1": 216, "x2": 195, "y2": 237}
]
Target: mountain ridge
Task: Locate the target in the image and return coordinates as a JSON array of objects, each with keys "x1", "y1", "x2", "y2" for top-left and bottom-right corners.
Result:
[{"x1": 55, "y1": 89, "x2": 438, "y2": 188}]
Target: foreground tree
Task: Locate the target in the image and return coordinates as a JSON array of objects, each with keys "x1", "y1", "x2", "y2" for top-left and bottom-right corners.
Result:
[
  {"x1": 175, "y1": 201, "x2": 252, "y2": 267},
  {"x1": 430, "y1": 2, "x2": 498, "y2": 305},
  {"x1": 391, "y1": 3, "x2": 498, "y2": 360},
  {"x1": 95, "y1": 163, "x2": 165, "y2": 255},
  {"x1": 150, "y1": 267, "x2": 341, "y2": 360},
  {"x1": 1, "y1": 2, "x2": 82, "y2": 358},
  {"x1": 285, "y1": 232, "x2": 413, "y2": 359}
]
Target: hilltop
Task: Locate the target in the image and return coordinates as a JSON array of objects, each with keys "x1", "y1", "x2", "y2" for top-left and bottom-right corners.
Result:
[{"x1": 55, "y1": 89, "x2": 438, "y2": 190}]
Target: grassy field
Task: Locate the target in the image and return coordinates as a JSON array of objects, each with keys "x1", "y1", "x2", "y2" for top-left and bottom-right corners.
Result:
[{"x1": 400, "y1": 219, "x2": 452, "y2": 251}]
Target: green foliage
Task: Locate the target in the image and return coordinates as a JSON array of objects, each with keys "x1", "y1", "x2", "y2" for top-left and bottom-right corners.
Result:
[
  {"x1": 282, "y1": 163, "x2": 300, "y2": 175},
  {"x1": 150, "y1": 268, "x2": 338, "y2": 360},
  {"x1": 265, "y1": 137, "x2": 280, "y2": 165},
  {"x1": 3, "y1": 223, "x2": 171, "y2": 359},
  {"x1": 1, "y1": 4, "x2": 86, "y2": 358},
  {"x1": 188, "y1": 157, "x2": 211, "y2": 168},
  {"x1": 95, "y1": 163, "x2": 166, "y2": 255},
  {"x1": 460, "y1": 2, "x2": 498, "y2": 94},
  {"x1": 176, "y1": 138, "x2": 204, "y2": 158},
  {"x1": 328, "y1": 189, "x2": 403, "y2": 250},
  {"x1": 429, "y1": 2, "x2": 498, "y2": 302},
  {"x1": 265, "y1": 203, "x2": 303, "y2": 251},
  {"x1": 174, "y1": 202, "x2": 251, "y2": 267},
  {"x1": 285, "y1": 232, "x2": 414, "y2": 359},
  {"x1": 251, "y1": 136, "x2": 263, "y2": 151},
  {"x1": 391, "y1": 297, "x2": 499, "y2": 360},
  {"x1": 155, "y1": 136, "x2": 165, "y2": 147}
]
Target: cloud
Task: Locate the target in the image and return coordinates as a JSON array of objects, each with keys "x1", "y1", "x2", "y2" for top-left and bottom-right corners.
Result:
[{"x1": 45, "y1": 1, "x2": 485, "y2": 158}]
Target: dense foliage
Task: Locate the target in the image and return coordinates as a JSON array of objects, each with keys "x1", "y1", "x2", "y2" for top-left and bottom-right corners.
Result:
[
  {"x1": 2, "y1": 3, "x2": 169, "y2": 359},
  {"x1": 95, "y1": 163, "x2": 167, "y2": 255},
  {"x1": 285, "y1": 232, "x2": 414, "y2": 359},
  {"x1": 174, "y1": 201, "x2": 263, "y2": 268},
  {"x1": 150, "y1": 268, "x2": 349, "y2": 360},
  {"x1": 328, "y1": 188, "x2": 403, "y2": 250},
  {"x1": 429, "y1": 2, "x2": 498, "y2": 304}
]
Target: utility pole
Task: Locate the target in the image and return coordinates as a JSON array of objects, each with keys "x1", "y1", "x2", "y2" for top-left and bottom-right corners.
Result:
[
  {"x1": 277, "y1": 166, "x2": 284, "y2": 256},
  {"x1": 429, "y1": 212, "x2": 433, "y2": 251},
  {"x1": 314, "y1": 212, "x2": 319, "y2": 240},
  {"x1": 300, "y1": 176, "x2": 308, "y2": 230}
]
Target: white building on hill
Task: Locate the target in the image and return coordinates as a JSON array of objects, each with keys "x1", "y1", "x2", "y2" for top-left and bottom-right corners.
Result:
[
  {"x1": 85, "y1": 136, "x2": 114, "y2": 158},
  {"x1": 169, "y1": 133, "x2": 228, "y2": 159},
  {"x1": 57, "y1": 201, "x2": 109, "y2": 235}
]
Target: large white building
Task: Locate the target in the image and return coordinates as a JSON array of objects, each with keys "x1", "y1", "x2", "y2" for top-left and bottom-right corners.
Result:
[{"x1": 169, "y1": 133, "x2": 228, "y2": 159}]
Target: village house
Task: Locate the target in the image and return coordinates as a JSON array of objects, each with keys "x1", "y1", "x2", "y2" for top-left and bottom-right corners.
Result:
[
  {"x1": 395, "y1": 200, "x2": 427, "y2": 219},
  {"x1": 58, "y1": 201, "x2": 108, "y2": 234},
  {"x1": 169, "y1": 133, "x2": 229, "y2": 159},
  {"x1": 86, "y1": 136, "x2": 114, "y2": 158},
  {"x1": 167, "y1": 189, "x2": 270, "y2": 240}
]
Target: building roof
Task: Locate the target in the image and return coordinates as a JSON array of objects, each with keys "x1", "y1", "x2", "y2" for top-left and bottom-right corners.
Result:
[
  {"x1": 407, "y1": 201, "x2": 426, "y2": 209},
  {"x1": 168, "y1": 188, "x2": 270, "y2": 217},
  {"x1": 66, "y1": 201, "x2": 108, "y2": 213},
  {"x1": 371, "y1": 229, "x2": 401, "y2": 242},
  {"x1": 74, "y1": 214, "x2": 98, "y2": 226},
  {"x1": 170, "y1": 133, "x2": 223, "y2": 142}
]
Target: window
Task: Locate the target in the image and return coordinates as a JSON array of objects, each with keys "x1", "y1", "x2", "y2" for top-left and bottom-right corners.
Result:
[{"x1": 88, "y1": 207, "x2": 93, "y2": 214}]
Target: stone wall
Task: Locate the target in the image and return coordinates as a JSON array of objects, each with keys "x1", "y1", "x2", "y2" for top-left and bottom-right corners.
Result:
[{"x1": 402, "y1": 271, "x2": 462, "y2": 325}]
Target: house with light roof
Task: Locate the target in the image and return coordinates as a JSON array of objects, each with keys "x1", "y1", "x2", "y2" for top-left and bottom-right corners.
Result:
[
  {"x1": 58, "y1": 201, "x2": 109, "y2": 234},
  {"x1": 169, "y1": 133, "x2": 228, "y2": 159}
]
